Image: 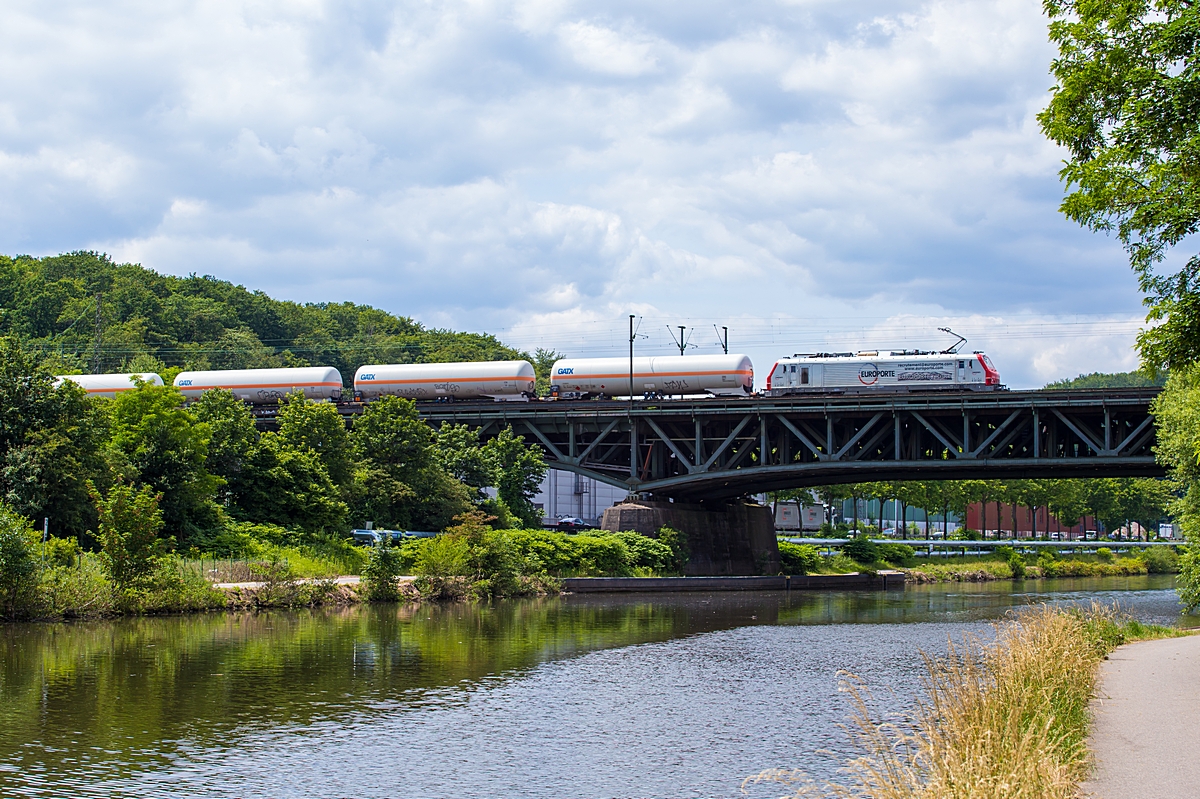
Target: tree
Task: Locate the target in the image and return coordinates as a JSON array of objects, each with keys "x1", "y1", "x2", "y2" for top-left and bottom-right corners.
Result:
[
  {"x1": 190, "y1": 389, "x2": 258, "y2": 505},
  {"x1": 0, "y1": 502, "x2": 37, "y2": 617},
  {"x1": 1040, "y1": 0, "x2": 1200, "y2": 372},
  {"x1": 91, "y1": 480, "x2": 165, "y2": 588},
  {"x1": 104, "y1": 381, "x2": 219, "y2": 544},
  {"x1": 0, "y1": 337, "x2": 108, "y2": 540},
  {"x1": 232, "y1": 434, "x2": 348, "y2": 535},
  {"x1": 276, "y1": 392, "x2": 352, "y2": 487},
  {"x1": 433, "y1": 423, "x2": 493, "y2": 497},
  {"x1": 350, "y1": 396, "x2": 432, "y2": 484},
  {"x1": 482, "y1": 427, "x2": 547, "y2": 529}
]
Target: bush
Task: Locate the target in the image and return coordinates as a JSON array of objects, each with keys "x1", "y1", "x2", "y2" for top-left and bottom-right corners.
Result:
[
  {"x1": 842, "y1": 536, "x2": 881, "y2": 564},
  {"x1": 362, "y1": 536, "x2": 405, "y2": 601},
  {"x1": 878, "y1": 542, "x2": 916, "y2": 566},
  {"x1": 778, "y1": 540, "x2": 821, "y2": 574},
  {"x1": 826, "y1": 553, "x2": 860, "y2": 573},
  {"x1": 604, "y1": 531, "x2": 674, "y2": 572},
  {"x1": 1141, "y1": 547, "x2": 1180, "y2": 573},
  {"x1": 91, "y1": 481, "x2": 166, "y2": 588},
  {"x1": 1008, "y1": 551, "x2": 1027, "y2": 578},
  {"x1": 572, "y1": 535, "x2": 631, "y2": 576},
  {"x1": 1096, "y1": 547, "x2": 1114, "y2": 562},
  {"x1": 0, "y1": 504, "x2": 38, "y2": 618},
  {"x1": 657, "y1": 526, "x2": 689, "y2": 573}
]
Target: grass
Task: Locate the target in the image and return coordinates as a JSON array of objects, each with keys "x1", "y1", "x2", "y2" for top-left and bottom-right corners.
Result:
[{"x1": 746, "y1": 604, "x2": 1187, "y2": 799}]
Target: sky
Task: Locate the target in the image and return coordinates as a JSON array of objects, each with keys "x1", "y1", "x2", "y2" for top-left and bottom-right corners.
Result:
[{"x1": 0, "y1": 0, "x2": 1148, "y2": 388}]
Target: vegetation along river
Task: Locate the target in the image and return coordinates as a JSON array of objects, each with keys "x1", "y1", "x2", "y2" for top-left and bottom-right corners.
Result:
[{"x1": 0, "y1": 576, "x2": 1187, "y2": 798}]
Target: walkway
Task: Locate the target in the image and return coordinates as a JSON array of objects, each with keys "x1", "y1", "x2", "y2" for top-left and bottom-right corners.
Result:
[{"x1": 1083, "y1": 634, "x2": 1200, "y2": 799}]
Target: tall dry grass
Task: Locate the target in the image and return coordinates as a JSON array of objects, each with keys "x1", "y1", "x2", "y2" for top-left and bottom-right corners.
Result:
[{"x1": 747, "y1": 604, "x2": 1182, "y2": 799}]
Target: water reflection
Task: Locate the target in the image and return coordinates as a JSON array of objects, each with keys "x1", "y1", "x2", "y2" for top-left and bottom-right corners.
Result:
[{"x1": 0, "y1": 576, "x2": 1184, "y2": 798}]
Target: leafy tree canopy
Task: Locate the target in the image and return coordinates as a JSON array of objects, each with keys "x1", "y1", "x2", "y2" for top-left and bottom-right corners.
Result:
[
  {"x1": 1043, "y1": 370, "x2": 1165, "y2": 389},
  {"x1": 1039, "y1": 0, "x2": 1200, "y2": 372}
]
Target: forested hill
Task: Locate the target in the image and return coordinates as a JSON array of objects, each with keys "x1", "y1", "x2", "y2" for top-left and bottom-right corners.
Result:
[
  {"x1": 0, "y1": 251, "x2": 527, "y2": 382},
  {"x1": 1043, "y1": 371, "x2": 1165, "y2": 390}
]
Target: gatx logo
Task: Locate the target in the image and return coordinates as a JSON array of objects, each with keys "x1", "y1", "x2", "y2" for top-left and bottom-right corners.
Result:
[
  {"x1": 858, "y1": 364, "x2": 896, "y2": 385},
  {"x1": 359, "y1": 374, "x2": 375, "y2": 381},
  {"x1": 178, "y1": 379, "x2": 193, "y2": 386},
  {"x1": 556, "y1": 367, "x2": 574, "y2": 375}
]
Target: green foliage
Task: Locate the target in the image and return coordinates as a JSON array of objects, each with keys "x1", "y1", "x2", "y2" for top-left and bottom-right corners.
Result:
[
  {"x1": 602, "y1": 531, "x2": 674, "y2": 572},
  {"x1": 0, "y1": 503, "x2": 37, "y2": 617},
  {"x1": 231, "y1": 434, "x2": 348, "y2": 534},
  {"x1": 1140, "y1": 546, "x2": 1180, "y2": 574},
  {"x1": 656, "y1": 525, "x2": 690, "y2": 573},
  {"x1": 361, "y1": 537, "x2": 405, "y2": 601},
  {"x1": 995, "y1": 546, "x2": 1027, "y2": 578},
  {"x1": 1039, "y1": 0, "x2": 1200, "y2": 371},
  {"x1": 842, "y1": 536, "x2": 881, "y2": 564},
  {"x1": 482, "y1": 428, "x2": 547, "y2": 529},
  {"x1": 91, "y1": 481, "x2": 166, "y2": 588},
  {"x1": 277, "y1": 392, "x2": 352, "y2": 486},
  {"x1": 878, "y1": 542, "x2": 915, "y2": 566},
  {"x1": 0, "y1": 251, "x2": 528, "y2": 382},
  {"x1": 189, "y1": 388, "x2": 257, "y2": 501},
  {"x1": 43, "y1": 536, "x2": 81, "y2": 568},
  {"x1": 1044, "y1": 371, "x2": 1164, "y2": 390},
  {"x1": 1096, "y1": 547, "x2": 1114, "y2": 563},
  {"x1": 105, "y1": 381, "x2": 220, "y2": 543},
  {"x1": 777, "y1": 540, "x2": 821, "y2": 575},
  {"x1": 567, "y1": 535, "x2": 631, "y2": 576},
  {"x1": 0, "y1": 337, "x2": 108, "y2": 540}
]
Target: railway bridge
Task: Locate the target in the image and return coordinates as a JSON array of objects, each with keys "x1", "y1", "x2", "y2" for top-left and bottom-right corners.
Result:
[{"x1": 415, "y1": 388, "x2": 1163, "y2": 500}]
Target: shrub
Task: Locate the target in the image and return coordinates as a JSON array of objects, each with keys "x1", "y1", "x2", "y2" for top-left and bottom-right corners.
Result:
[
  {"x1": 0, "y1": 504, "x2": 38, "y2": 618},
  {"x1": 508, "y1": 529, "x2": 579, "y2": 574},
  {"x1": 1096, "y1": 547, "x2": 1114, "y2": 563},
  {"x1": 842, "y1": 536, "x2": 881, "y2": 564},
  {"x1": 362, "y1": 536, "x2": 405, "y2": 601},
  {"x1": 778, "y1": 540, "x2": 821, "y2": 574},
  {"x1": 878, "y1": 542, "x2": 916, "y2": 566},
  {"x1": 826, "y1": 553, "x2": 860, "y2": 573},
  {"x1": 90, "y1": 481, "x2": 166, "y2": 588},
  {"x1": 604, "y1": 531, "x2": 673, "y2": 572},
  {"x1": 38, "y1": 555, "x2": 113, "y2": 617},
  {"x1": 572, "y1": 535, "x2": 631, "y2": 576},
  {"x1": 1141, "y1": 546, "x2": 1180, "y2": 574},
  {"x1": 1008, "y1": 551, "x2": 1027, "y2": 578},
  {"x1": 657, "y1": 526, "x2": 689, "y2": 573}
]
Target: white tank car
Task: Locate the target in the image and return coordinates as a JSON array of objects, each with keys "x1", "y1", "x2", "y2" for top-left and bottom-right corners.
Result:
[
  {"x1": 174, "y1": 367, "x2": 343, "y2": 404},
  {"x1": 355, "y1": 360, "x2": 536, "y2": 401},
  {"x1": 55, "y1": 372, "x2": 165, "y2": 398},
  {"x1": 765, "y1": 351, "x2": 1001, "y2": 395},
  {"x1": 550, "y1": 354, "x2": 754, "y2": 398}
]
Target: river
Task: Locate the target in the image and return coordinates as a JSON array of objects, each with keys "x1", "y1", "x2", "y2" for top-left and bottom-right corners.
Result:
[{"x1": 0, "y1": 576, "x2": 1188, "y2": 798}]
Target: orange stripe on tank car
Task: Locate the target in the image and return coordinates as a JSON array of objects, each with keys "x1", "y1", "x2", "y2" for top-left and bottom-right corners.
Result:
[
  {"x1": 357, "y1": 376, "x2": 528, "y2": 385},
  {"x1": 180, "y1": 381, "x2": 344, "y2": 390},
  {"x1": 560, "y1": 369, "x2": 753, "y2": 380}
]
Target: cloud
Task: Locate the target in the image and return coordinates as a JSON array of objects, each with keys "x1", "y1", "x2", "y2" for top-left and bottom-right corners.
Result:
[{"x1": 0, "y1": 0, "x2": 1144, "y2": 386}]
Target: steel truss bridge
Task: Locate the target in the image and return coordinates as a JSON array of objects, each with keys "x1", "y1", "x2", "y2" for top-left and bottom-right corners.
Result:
[{"x1": 408, "y1": 388, "x2": 1163, "y2": 500}]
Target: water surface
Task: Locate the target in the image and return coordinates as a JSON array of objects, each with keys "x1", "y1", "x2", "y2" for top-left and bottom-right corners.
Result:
[{"x1": 0, "y1": 576, "x2": 1185, "y2": 798}]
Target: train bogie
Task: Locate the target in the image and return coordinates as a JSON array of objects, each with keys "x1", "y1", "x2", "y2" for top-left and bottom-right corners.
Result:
[
  {"x1": 354, "y1": 360, "x2": 536, "y2": 401},
  {"x1": 766, "y1": 352, "x2": 1000, "y2": 395},
  {"x1": 549, "y1": 354, "x2": 753, "y2": 398},
  {"x1": 55, "y1": 372, "x2": 165, "y2": 398},
  {"x1": 173, "y1": 367, "x2": 344, "y2": 404}
]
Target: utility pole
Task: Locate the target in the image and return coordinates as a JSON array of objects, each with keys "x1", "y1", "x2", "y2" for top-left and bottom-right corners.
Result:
[
  {"x1": 710, "y1": 326, "x2": 729, "y2": 352},
  {"x1": 92, "y1": 293, "x2": 103, "y2": 373},
  {"x1": 668, "y1": 325, "x2": 694, "y2": 356}
]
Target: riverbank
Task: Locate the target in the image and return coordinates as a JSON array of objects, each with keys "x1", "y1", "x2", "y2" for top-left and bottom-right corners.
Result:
[{"x1": 753, "y1": 605, "x2": 1186, "y2": 799}]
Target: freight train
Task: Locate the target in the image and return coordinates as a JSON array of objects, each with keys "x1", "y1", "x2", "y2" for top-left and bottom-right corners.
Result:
[{"x1": 55, "y1": 344, "x2": 1002, "y2": 404}]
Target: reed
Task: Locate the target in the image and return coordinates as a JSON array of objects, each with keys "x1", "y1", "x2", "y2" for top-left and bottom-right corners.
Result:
[{"x1": 747, "y1": 604, "x2": 1184, "y2": 799}]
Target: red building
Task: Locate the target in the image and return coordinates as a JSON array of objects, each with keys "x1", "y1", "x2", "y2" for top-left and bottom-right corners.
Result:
[{"x1": 964, "y1": 502, "x2": 1099, "y2": 539}]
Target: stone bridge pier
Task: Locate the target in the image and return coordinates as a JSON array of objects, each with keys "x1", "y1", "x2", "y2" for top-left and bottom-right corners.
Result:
[{"x1": 600, "y1": 499, "x2": 780, "y2": 576}]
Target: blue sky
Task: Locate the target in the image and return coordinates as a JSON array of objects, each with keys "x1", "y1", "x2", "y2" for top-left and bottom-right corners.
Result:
[{"x1": 0, "y1": 0, "x2": 1145, "y2": 388}]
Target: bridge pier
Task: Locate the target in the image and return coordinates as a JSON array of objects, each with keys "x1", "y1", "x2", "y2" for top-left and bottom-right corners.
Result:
[{"x1": 600, "y1": 499, "x2": 780, "y2": 576}]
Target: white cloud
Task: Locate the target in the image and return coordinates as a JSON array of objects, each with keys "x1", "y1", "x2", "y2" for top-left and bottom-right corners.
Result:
[{"x1": 0, "y1": 0, "x2": 1145, "y2": 386}]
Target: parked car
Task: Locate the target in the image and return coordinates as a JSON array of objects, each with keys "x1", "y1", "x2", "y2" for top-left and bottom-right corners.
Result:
[
  {"x1": 556, "y1": 517, "x2": 592, "y2": 531},
  {"x1": 351, "y1": 529, "x2": 438, "y2": 545}
]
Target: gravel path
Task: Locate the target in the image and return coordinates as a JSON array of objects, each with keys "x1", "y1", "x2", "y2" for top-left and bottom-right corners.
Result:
[{"x1": 1083, "y1": 634, "x2": 1200, "y2": 799}]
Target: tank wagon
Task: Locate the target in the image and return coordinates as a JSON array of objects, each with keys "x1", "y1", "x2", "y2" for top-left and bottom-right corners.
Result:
[
  {"x1": 354, "y1": 360, "x2": 536, "y2": 401},
  {"x1": 173, "y1": 367, "x2": 343, "y2": 404},
  {"x1": 766, "y1": 351, "x2": 1000, "y2": 396},
  {"x1": 549, "y1": 354, "x2": 754, "y2": 399},
  {"x1": 55, "y1": 372, "x2": 164, "y2": 398}
]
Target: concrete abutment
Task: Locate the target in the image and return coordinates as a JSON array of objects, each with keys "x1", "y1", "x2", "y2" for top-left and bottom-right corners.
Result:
[{"x1": 599, "y1": 499, "x2": 780, "y2": 576}]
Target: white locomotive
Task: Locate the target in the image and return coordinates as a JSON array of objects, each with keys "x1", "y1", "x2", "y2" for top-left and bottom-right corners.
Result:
[
  {"x1": 549, "y1": 354, "x2": 754, "y2": 399},
  {"x1": 766, "y1": 350, "x2": 1000, "y2": 396},
  {"x1": 173, "y1": 367, "x2": 344, "y2": 404},
  {"x1": 354, "y1": 360, "x2": 535, "y2": 401}
]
